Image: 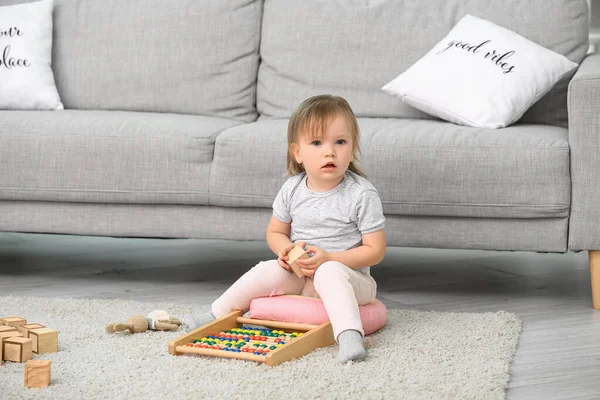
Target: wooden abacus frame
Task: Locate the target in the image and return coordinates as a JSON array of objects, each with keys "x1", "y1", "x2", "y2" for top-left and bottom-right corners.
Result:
[{"x1": 168, "y1": 310, "x2": 335, "y2": 366}]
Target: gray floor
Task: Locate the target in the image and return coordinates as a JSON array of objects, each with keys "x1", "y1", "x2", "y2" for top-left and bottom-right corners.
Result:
[{"x1": 1, "y1": 232, "x2": 599, "y2": 399}]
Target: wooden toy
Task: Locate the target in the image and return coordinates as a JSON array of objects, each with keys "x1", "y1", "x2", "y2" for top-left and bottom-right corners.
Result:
[
  {"x1": 29, "y1": 328, "x2": 58, "y2": 354},
  {"x1": 0, "y1": 326, "x2": 23, "y2": 341},
  {"x1": 25, "y1": 360, "x2": 51, "y2": 388},
  {"x1": 169, "y1": 310, "x2": 334, "y2": 367},
  {"x1": 3, "y1": 337, "x2": 32, "y2": 362},
  {"x1": 0, "y1": 316, "x2": 27, "y2": 328},
  {"x1": 287, "y1": 245, "x2": 310, "y2": 278},
  {"x1": 18, "y1": 324, "x2": 45, "y2": 337}
]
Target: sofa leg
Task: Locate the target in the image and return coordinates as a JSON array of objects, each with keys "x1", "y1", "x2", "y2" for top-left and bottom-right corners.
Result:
[{"x1": 589, "y1": 251, "x2": 600, "y2": 310}]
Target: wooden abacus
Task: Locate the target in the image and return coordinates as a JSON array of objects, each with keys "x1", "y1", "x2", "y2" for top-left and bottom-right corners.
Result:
[{"x1": 168, "y1": 310, "x2": 335, "y2": 366}]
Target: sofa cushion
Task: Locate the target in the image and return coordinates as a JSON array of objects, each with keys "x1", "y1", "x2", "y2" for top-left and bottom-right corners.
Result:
[
  {"x1": 0, "y1": 110, "x2": 241, "y2": 204},
  {"x1": 0, "y1": 0, "x2": 262, "y2": 121},
  {"x1": 209, "y1": 119, "x2": 570, "y2": 219},
  {"x1": 258, "y1": 0, "x2": 588, "y2": 128}
]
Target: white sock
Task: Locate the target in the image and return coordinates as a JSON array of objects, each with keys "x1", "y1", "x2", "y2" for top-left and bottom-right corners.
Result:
[
  {"x1": 337, "y1": 329, "x2": 365, "y2": 363},
  {"x1": 182, "y1": 311, "x2": 216, "y2": 332}
]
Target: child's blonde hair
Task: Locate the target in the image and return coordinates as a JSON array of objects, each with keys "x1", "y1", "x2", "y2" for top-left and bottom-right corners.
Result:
[{"x1": 286, "y1": 94, "x2": 366, "y2": 178}]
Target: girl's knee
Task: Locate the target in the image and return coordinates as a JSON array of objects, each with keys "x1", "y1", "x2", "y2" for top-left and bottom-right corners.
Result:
[
  {"x1": 252, "y1": 259, "x2": 282, "y2": 273},
  {"x1": 314, "y1": 261, "x2": 349, "y2": 282}
]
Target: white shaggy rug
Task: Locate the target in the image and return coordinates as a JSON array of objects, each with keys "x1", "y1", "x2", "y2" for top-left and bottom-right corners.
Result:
[{"x1": 0, "y1": 296, "x2": 521, "y2": 400}]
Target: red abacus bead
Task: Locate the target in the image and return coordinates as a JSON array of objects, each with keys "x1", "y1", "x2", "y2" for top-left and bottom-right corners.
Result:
[
  {"x1": 264, "y1": 349, "x2": 270, "y2": 353},
  {"x1": 186, "y1": 343, "x2": 194, "y2": 347},
  {"x1": 274, "y1": 339, "x2": 281, "y2": 343}
]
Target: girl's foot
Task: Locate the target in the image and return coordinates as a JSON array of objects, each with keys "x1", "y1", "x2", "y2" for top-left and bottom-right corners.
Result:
[
  {"x1": 337, "y1": 329, "x2": 365, "y2": 363},
  {"x1": 181, "y1": 311, "x2": 216, "y2": 331}
]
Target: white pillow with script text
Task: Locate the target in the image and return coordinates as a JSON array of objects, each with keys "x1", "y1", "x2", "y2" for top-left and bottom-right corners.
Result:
[
  {"x1": 0, "y1": 0, "x2": 63, "y2": 110},
  {"x1": 382, "y1": 14, "x2": 578, "y2": 129}
]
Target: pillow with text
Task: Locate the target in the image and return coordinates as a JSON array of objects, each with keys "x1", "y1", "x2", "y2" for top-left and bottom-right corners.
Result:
[
  {"x1": 382, "y1": 14, "x2": 578, "y2": 129},
  {"x1": 0, "y1": 0, "x2": 63, "y2": 110}
]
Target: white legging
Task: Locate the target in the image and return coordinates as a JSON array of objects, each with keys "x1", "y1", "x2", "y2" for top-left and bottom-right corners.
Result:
[{"x1": 211, "y1": 259, "x2": 377, "y2": 341}]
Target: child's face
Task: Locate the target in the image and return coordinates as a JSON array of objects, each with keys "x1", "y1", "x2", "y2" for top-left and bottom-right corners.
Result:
[{"x1": 290, "y1": 114, "x2": 354, "y2": 191}]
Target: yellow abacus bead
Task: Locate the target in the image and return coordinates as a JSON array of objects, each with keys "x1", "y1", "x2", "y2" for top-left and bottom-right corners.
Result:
[
  {"x1": 215, "y1": 339, "x2": 221, "y2": 343},
  {"x1": 201, "y1": 337, "x2": 208, "y2": 341},
  {"x1": 298, "y1": 333, "x2": 304, "y2": 336}
]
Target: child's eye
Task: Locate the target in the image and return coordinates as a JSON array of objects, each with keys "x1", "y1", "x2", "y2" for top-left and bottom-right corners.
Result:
[
  {"x1": 311, "y1": 140, "x2": 321, "y2": 146},
  {"x1": 336, "y1": 139, "x2": 346, "y2": 145}
]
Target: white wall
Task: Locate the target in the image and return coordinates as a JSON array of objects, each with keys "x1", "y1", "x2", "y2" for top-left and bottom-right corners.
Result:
[{"x1": 590, "y1": 0, "x2": 599, "y2": 52}]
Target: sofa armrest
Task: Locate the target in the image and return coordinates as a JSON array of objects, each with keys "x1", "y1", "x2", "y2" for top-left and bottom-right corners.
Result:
[{"x1": 567, "y1": 52, "x2": 600, "y2": 251}]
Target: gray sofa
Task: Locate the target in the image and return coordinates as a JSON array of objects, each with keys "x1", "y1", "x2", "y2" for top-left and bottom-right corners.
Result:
[{"x1": 2, "y1": 0, "x2": 600, "y2": 308}]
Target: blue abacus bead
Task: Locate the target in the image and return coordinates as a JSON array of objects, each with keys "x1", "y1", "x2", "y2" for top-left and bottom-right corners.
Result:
[{"x1": 254, "y1": 351, "x2": 261, "y2": 355}]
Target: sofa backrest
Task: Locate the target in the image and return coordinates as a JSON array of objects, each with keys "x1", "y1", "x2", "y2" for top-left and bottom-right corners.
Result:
[
  {"x1": 4, "y1": 0, "x2": 262, "y2": 122},
  {"x1": 258, "y1": 0, "x2": 589, "y2": 128}
]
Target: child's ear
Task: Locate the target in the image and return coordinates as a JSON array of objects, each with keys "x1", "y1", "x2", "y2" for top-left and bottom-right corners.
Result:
[{"x1": 290, "y1": 143, "x2": 301, "y2": 163}]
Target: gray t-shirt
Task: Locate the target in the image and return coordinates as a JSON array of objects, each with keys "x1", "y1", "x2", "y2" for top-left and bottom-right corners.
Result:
[{"x1": 272, "y1": 171, "x2": 386, "y2": 275}]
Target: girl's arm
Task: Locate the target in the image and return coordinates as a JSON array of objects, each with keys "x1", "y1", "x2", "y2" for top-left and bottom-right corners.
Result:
[
  {"x1": 328, "y1": 229, "x2": 387, "y2": 270},
  {"x1": 266, "y1": 216, "x2": 293, "y2": 256}
]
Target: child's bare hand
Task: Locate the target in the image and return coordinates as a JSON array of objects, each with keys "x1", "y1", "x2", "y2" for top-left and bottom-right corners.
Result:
[
  {"x1": 296, "y1": 245, "x2": 330, "y2": 277},
  {"x1": 277, "y1": 241, "x2": 307, "y2": 271}
]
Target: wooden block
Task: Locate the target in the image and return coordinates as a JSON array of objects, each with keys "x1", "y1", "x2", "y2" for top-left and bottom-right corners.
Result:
[
  {"x1": 0, "y1": 327, "x2": 23, "y2": 341},
  {"x1": 0, "y1": 326, "x2": 18, "y2": 333},
  {"x1": 287, "y1": 245, "x2": 310, "y2": 278},
  {"x1": 18, "y1": 324, "x2": 45, "y2": 337},
  {"x1": 0, "y1": 316, "x2": 27, "y2": 328},
  {"x1": 29, "y1": 328, "x2": 58, "y2": 354},
  {"x1": 3, "y1": 337, "x2": 32, "y2": 362},
  {"x1": 25, "y1": 360, "x2": 51, "y2": 388}
]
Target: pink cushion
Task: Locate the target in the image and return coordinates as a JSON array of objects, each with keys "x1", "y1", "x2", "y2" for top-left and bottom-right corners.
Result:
[{"x1": 248, "y1": 295, "x2": 387, "y2": 335}]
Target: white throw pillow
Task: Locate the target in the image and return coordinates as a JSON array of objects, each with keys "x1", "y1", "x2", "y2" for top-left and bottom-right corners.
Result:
[
  {"x1": 382, "y1": 14, "x2": 578, "y2": 129},
  {"x1": 0, "y1": 0, "x2": 63, "y2": 110}
]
